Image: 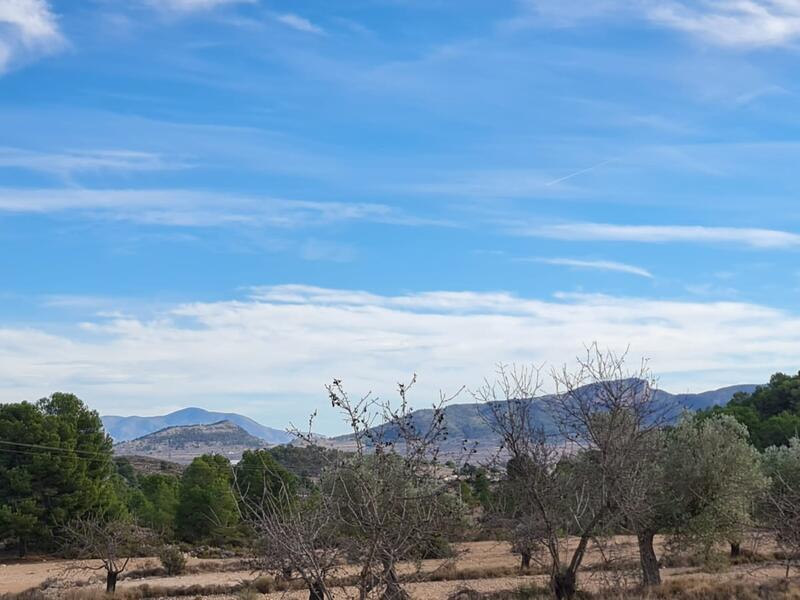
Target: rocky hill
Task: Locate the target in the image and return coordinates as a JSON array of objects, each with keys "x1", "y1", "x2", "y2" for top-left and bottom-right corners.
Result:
[
  {"x1": 113, "y1": 420, "x2": 267, "y2": 464},
  {"x1": 102, "y1": 407, "x2": 292, "y2": 444}
]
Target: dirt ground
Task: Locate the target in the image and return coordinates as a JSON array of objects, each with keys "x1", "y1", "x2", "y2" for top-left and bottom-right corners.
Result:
[{"x1": 1, "y1": 536, "x2": 797, "y2": 599}]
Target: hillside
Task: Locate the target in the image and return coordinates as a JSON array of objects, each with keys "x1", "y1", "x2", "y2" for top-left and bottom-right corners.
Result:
[
  {"x1": 113, "y1": 420, "x2": 267, "y2": 464},
  {"x1": 325, "y1": 381, "x2": 759, "y2": 457},
  {"x1": 102, "y1": 407, "x2": 292, "y2": 444}
]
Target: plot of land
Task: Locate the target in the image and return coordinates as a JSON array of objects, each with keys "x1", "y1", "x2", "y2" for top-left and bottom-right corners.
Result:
[{"x1": 2, "y1": 537, "x2": 800, "y2": 599}]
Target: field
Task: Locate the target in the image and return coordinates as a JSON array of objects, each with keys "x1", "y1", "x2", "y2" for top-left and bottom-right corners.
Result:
[{"x1": 3, "y1": 536, "x2": 800, "y2": 600}]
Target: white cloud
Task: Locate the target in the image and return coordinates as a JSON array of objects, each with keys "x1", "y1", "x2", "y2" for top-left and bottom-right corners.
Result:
[
  {"x1": 650, "y1": 1, "x2": 800, "y2": 48},
  {"x1": 0, "y1": 0, "x2": 63, "y2": 74},
  {"x1": 2, "y1": 284, "x2": 799, "y2": 431},
  {"x1": 518, "y1": 0, "x2": 800, "y2": 48},
  {"x1": 0, "y1": 188, "x2": 434, "y2": 228},
  {"x1": 0, "y1": 147, "x2": 187, "y2": 176},
  {"x1": 147, "y1": 0, "x2": 254, "y2": 13},
  {"x1": 522, "y1": 222, "x2": 800, "y2": 249},
  {"x1": 276, "y1": 13, "x2": 323, "y2": 34},
  {"x1": 534, "y1": 257, "x2": 654, "y2": 278}
]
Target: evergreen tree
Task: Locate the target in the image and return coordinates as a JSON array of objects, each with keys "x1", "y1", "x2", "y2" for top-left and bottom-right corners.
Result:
[
  {"x1": 176, "y1": 454, "x2": 238, "y2": 543},
  {"x1": 0, "y1": 393, "x2": 121, "y2": 554}
]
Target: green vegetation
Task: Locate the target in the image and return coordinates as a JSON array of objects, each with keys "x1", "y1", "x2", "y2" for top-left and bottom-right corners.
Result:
[
  {"x1": 0, "y1": 393, "x2": 122, "y2": 555},
  {"x1": 175, "y1": 454, "x2": 239, "y2": 543},
  {"x1": 235, "y1": 449, "x2": 297, "y2": 511},
  {"x1": 703, "y1": 371, "x2": 800, "y2": 449}
]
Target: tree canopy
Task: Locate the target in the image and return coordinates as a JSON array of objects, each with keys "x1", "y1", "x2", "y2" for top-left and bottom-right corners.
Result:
[
  {"x1": 0, "y1": 393, "x2": 121, "y2": 555},
  {"x1": 703, "y1": 372, "x2": 800, "y2": 449},
  {"x1": 175, "y1": 454, "x2": 239, "y2": 543}
]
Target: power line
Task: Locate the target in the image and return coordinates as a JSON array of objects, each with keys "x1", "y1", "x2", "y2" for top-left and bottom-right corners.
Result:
[{"x1": 0, "y1": 441, "x2": 322, "y2": 475}]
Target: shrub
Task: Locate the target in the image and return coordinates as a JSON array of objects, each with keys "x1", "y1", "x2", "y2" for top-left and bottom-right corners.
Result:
[
  {"x1": 236, "y1": 587, "x2": 260, "y2": 600},
  {"x1": 159, "y1": 544, "x2": 188, "y2": 576}
]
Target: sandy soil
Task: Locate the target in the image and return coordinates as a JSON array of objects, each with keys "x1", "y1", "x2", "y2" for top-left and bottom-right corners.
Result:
[{"x1": 0, "y1": 536, "x2": 795, "y2": 599}]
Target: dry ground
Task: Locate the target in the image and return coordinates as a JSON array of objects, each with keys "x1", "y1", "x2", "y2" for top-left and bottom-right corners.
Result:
[{"x1": 1, "y1": 536, "x2": 798, "y2": 599}]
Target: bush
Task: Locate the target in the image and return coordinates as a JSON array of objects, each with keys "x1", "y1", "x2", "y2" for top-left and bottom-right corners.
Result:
[
  {"x1": 236, "y1": 588, "x2": 260, "y2": 600},
  {"x1": 159, "y1": 544, "x2": 188, "y2": 576}
]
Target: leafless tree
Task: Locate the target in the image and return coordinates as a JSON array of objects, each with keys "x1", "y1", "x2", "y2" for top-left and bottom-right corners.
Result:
[
  {"x1": 762, "y1": 438, "x2": 800, "y2": 577},
  {"x1": 547, "y1": 345, "x2": 673, "y2": 592},
  {"x1": 238, "y1": 470, "x2": 342, "y2": 600},
  {"x1": 295, "y1": 375, "x2": 467, "y2": 600},
  {"x1": 62, "y1": 516, "x2": 155, "y2": 593},
  {"x1": 478, "y1": 346, "x2": 673, "y2": 598}
]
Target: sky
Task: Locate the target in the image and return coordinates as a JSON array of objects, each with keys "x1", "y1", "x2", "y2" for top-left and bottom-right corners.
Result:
[{"x1": 2, "y1": 0, "x2": 800, "y2": 433}]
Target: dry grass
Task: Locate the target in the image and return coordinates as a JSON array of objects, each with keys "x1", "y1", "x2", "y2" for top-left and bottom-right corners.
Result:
[
  {"x1": 454, "y1": 578, "x2": 800, "y2": 600},
  {"x1": 3, "y1": 537, "x2": 800, "y2": 600}
]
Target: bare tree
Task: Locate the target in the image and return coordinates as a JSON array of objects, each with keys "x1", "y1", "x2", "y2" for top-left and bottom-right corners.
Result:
[
  {"x1": 761, "y1": 438, "x2": 800, "y2": 577},
  {"x1": 547, "y1": 345, "x2": 673, "y2": 592},
  {"x1": 479, "y1": 346, "x2": 673, "y2": 598},
  {"x1": 62, "y1": 516, "x2": 155, "y2": 593},
  {"x1": 297, "y1": 376, "x2": 467, "y2": 600},
  {"x1": 238, "y1": 470, "x2": 342, "y2": 600}
]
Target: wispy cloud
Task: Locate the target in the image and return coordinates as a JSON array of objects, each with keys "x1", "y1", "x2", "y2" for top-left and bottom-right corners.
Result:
[
  {"x1": 517, "y1": 0, "x2": 800, "y2": 48},
  {"x1": 650, "y1": 1, "x2": 800, "y2": 48},
  {"x1": 2, "y1": 285, "x2": 798, "y2": 430},
  {"x1": 521, "y1": 222, "x2": 800, "y2": 249},
  {"x1": 0, "y1": 0, "x2": 64, "y2": 74},
  {"x1": 532, "y1": 257, "x2": 654, "y2": 278},
  {"x1": 0, "y1": 188, "x2": 442, "y2": 229},
  {"x1": 0, "y1": 147, "x2": 188, "y2": 176},
  {"x1": 146, "y1": 0, "x2": 255, "y2": 14},
  {"x1": 276, "y1": 13, "x2": 323, "y2": 34}
]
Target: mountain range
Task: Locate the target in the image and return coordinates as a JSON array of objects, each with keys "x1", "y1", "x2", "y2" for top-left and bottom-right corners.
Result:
[
  {"x1": 326, "y1": 382, "x2": 760, "y2": 456},
  {"x1": 102, "y1": 407, "x2": 293, "y2": 444},
  {"x1": 103, "y1": 383, "x2": 759, "y2": 461}
]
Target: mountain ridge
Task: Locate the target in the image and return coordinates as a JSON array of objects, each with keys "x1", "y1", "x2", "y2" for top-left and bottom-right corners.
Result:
[
  {"x1": 112, "y1": 419, "x2": 267, "y2": 464},
  {"x1": 102, "y1": 407, "x2": 293, "y2": 444},
  {"x1": 325, "y1": 381, "x2": 760, "y2": 455}
]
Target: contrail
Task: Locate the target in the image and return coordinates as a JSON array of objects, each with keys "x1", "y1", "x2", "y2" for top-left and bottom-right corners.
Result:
[{"x1": 545, "y1": 158, "x2": 616, "y2": 186}]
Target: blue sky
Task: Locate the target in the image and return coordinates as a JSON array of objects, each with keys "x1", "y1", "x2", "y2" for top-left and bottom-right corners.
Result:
[{"x1": 2, "y1": 0, "x2": 800, "y2": 432}]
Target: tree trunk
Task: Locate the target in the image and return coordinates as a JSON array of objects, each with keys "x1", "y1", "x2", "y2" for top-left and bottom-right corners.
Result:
[
  {"x1": 380, "y1": 560, "x2": 408, "y2": 600},
  {"x1": 637, "y1": 529, "x2": 661, "y2": 587},
  {"x1": 106, "y1": 570, "x2": 118, "y2": 594},
  {"x1": 551, "y1": 567, "x2": 577, "y2": 600},
  {"x1": 17, "y1": 538, "x2": 27, "y2": 558},
  {"x1": 730, "y1": 542, "x2": 741, "y2": 558},
  {"x1": 308, "y1": 580, "x2": 326, "y2": 600},
  {"x1": 520, "y1": 550, "x2": 531, "y2": 570}
]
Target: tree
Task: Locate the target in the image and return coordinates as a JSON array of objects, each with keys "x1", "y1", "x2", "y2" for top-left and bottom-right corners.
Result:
[
  {"x1": 762, "y1": 437, "x2": 800, "y2": 576},
  {"x1": 240, "y1": 477, "x2": 342, "y2": 600},
  {"x1": 479, "y1": 348, "x2": 673, "y2": 598},
  {"x1": 62, "y1": 515, "x2": 155, "y2": 593},
  {"x1": 0, "y1": 394, "x2": 121, "y2": 555},
  {"x1": 663, "y1": 414, "x2": 766, "y2": 563},
  {"x1": 132, "y1": 474, "x2": 180, "y2": 536},
  {"x1": 297, "y1": 376, "x2": 466, "y2": 600},
  {"x1": 705, "y1": 372, "x2": 800, "y2": 449},
  {"x1": 176, "y1": 454, "x2": 238, "y2": 543},
  {"x1": 235, "y1": 449, "x2": 297, "y2": 511}
]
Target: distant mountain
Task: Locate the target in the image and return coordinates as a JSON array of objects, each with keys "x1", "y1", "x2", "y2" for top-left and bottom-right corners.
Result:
[
  {"x1": 113, "y1": 420, "x2": 266, "y2": 464},
  {"x1": 326, "y1": 381, "x2": 760, "y2": 457},
  {"x1": 666, "y1": 384, "x2": 759, "y2": 411},
  {"x1": 102, "y1": 407, "x2": 293, "y2": 444}
]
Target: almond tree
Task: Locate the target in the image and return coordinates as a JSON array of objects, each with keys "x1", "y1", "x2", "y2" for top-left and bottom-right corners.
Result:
[
  {"x1": 299, "y1": 376, "x2": 466, "y2": 600},
  {"x1": 62, "y1": 516, "x2": 155, "y2": 593},
  {"x1": 238, "y1": 471, "x2": 342, "y2": 600},
  {"x1": 480, "y1": 347, "x2": 672, "y2": 598}
]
